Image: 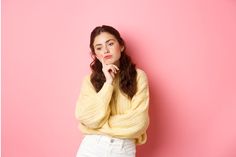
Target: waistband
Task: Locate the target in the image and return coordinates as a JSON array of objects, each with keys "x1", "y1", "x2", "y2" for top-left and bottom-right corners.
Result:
[{"x1": 84, "y1": 134, "x2": 135, "y2": 145}]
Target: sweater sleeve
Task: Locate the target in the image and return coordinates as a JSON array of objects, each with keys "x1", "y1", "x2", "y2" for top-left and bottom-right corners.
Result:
[
  {"x1": 99, "y1": 70, "x2": 150, "y2": 138},
  {"x1": 75, "y1": 75, "x2": 114, "y2": 129}
]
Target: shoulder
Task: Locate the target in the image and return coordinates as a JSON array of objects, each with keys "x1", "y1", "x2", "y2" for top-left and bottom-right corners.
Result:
[
  {"x1": 136, "y1": 68, "x2": 148, "y2": 81},
  {"x1": 134, "y1": 68, "x2": 149, "y2": 95},
  {"x1": 81, "y1": 73, "x2": 93, "y2": 86},
  {"x1": 83, "y1": 74, "x2": 91, "y2": 80}
]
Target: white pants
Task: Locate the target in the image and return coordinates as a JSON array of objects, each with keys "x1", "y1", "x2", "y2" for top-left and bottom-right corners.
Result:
[{"x1": 76, "y1": 135, "x2": 136, "y2": 157}]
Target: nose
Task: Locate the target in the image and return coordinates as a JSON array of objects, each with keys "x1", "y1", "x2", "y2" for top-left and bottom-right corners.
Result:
[{"x1": 104, "y1": 45, "x2": 109, "y2": 54}]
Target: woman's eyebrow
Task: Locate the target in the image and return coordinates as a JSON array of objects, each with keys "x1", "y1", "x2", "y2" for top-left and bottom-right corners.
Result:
[
  {"x1": 105, "y1": 39, "x2": 115, "y2": 43},
  {"x1": 94, "y1": 39, "x2": 116, "y2": 47}
]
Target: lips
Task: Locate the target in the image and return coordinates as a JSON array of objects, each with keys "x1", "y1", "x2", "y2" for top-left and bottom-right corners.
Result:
[{"x1": 104, "y1": 55, "x2": 112, "y2": 59}]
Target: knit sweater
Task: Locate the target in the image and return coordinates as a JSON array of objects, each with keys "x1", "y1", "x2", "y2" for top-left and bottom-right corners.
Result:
[{"x1": 75, "y1": 68, "x2": 150, "y2": 145}]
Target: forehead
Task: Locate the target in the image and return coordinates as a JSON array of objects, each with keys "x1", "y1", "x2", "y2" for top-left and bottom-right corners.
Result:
[{"x1": 93, "y1": 32, "x2": 117, "y2": 46}]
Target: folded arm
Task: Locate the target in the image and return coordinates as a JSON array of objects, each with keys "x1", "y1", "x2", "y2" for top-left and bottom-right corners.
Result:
[
  {"x1": 99, "y1": 70, "x2": 150, "y2": 138},
  {"x1": 75, "y1": 75, "x2": 114, "y2": 129}
]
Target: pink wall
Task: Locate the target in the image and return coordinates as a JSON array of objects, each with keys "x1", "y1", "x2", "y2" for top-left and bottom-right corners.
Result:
[{"x1": 2, "y1": 0, "x2": 236, "y2": 157}]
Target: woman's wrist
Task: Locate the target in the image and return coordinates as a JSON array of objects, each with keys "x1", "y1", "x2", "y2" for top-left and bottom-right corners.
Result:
[{"x1": 105, "y1": 79, "x2": 113, "y2": 84}]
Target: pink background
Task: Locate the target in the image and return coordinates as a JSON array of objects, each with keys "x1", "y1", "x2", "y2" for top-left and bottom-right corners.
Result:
[{"x1": 2, "y1": 0, "x2": 236, "y2": 157}]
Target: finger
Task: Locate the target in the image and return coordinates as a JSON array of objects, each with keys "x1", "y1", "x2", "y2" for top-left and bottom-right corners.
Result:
[
  {"x1": 107, "y1": 66, "x2": 117, "y2": 74},
  {"x1": 107, "y1": 64, "x2": 119, "y2": 71},
  {"x1": 112, "y1": 64, "x2": 119, "y2": 71},
  {"x1": 110, "y1": 71, "x2": 115, "y2": 78}
]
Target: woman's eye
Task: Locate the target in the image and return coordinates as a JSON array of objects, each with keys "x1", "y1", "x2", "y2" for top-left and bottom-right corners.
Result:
[
  {"x1": 108, "y1": 42, "x2": 114, "y2": 46},
  {"x1": 96, "y1": 47, "x2": 102, "y2": 51}
]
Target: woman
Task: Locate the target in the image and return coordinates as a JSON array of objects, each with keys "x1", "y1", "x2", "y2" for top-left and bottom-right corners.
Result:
[{"x1": 75, "y1": 25, "x2": 150, "y2": 157}]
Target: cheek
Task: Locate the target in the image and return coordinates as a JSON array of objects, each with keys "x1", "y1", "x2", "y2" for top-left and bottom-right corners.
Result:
[
  {"x1": 113, "y1": 46, "x2": 122, "y2": 53},
  {"x1": 95, "y1": 53, "x2": 103, "y2": 60},
  {"x1": 114, "y1": 47, "x2": 122, "y2": 56}
]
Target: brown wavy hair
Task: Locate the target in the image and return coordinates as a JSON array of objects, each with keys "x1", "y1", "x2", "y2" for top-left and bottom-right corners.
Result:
[{"x1": 89, "y1": 25, "x2": 137, "y2": 99}]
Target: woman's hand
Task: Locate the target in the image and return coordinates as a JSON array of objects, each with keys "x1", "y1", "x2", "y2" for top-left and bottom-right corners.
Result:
[{"x1": 101, "y1": 57, "x2": 119, "y2": 84}]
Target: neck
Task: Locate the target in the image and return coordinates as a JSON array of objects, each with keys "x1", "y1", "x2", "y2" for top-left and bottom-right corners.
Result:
[{"x1": 114, "y1": 60, "x2": 120, "y2": 68}]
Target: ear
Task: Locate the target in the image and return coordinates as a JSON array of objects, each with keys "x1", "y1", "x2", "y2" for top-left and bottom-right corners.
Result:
[{"x1": 121, "y1": 46, "x2": 125, "y2": 52}]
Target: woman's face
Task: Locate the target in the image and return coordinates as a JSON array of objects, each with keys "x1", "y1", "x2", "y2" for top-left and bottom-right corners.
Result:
[{"x1": 93, "y1": 32, "x2": 124, "y2": 66}]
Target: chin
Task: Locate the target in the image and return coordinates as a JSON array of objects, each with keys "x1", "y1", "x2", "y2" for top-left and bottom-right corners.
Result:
[
  {"x1": 105, "y1": 60, "x2": 114, "y2": 64},
  {"x1": 105, "y1": 59, "x2": 119, "y2": 65},
  {"x1": 106, "y1": 62, "x2": 115, "y2": 65}
]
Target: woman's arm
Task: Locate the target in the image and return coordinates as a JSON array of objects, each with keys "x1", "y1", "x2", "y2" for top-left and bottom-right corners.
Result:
[
  {"x1": 99, "y1": 70, "x2": 150, "y2": 138},
  {"x1": 75, "y1": 75, "x2": 114, "y2": 129}
]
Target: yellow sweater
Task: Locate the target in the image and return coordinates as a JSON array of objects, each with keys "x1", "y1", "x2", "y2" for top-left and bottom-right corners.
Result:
[{"x1": 75, "y1": 69, "x2": 150, "y2": 145}]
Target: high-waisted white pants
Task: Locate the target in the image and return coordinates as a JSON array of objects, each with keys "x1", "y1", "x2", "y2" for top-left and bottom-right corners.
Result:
[{"x1": 76, "y1": 134, "x2": 136, "y2": 157}]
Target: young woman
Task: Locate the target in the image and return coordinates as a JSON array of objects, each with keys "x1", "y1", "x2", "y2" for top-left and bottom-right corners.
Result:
[{"x1": 75, "y1": 25, "x2": 150, "y2": 157}]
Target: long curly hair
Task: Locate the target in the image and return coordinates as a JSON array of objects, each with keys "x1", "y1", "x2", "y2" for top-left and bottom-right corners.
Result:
[{"x1": 89, "y1": 25, "x2": 137, "y2": 99}]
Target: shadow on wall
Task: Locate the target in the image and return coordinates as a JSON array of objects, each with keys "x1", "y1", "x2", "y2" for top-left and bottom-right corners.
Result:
[
  {"x1": 123, "y1": 33, "x2": 171, "y2": 157},
  {"x1": 136, "y1": 76, "x2": 169, "y2": 157}
]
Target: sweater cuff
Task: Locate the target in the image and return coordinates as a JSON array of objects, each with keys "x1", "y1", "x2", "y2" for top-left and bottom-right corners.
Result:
[{"x1": 97, "y1": 82, "x2": 114, "y2": 104}]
